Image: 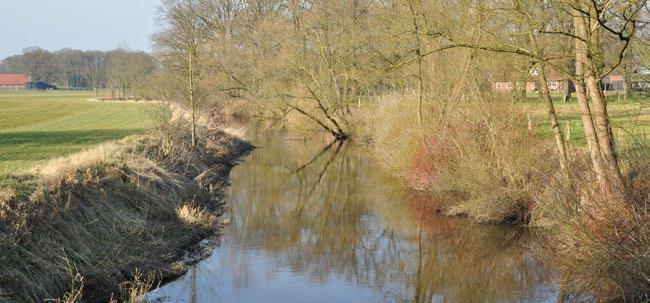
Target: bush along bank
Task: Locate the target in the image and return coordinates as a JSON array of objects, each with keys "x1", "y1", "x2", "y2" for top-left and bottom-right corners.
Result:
[
  {"x1": 0, "y1": 127, "x2": 252, "y2": 302},
  {"x1": 367, "y1": 97, "x2": 554, "y2": 224},
  {"x1": 364, "y1": 96, "x2": 649, "y2": 301}
]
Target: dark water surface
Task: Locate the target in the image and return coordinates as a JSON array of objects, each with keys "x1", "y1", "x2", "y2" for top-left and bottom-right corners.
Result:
[{"x1": 146, "y1": 129, "x2": 559, "y2": 303}]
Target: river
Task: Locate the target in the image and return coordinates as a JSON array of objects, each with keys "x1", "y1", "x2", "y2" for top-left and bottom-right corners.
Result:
[{"x1": 146, "y1": 128, "x2": 559, "y2": 303}]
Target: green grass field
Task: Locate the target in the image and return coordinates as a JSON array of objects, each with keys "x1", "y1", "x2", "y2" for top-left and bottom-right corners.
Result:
[
  {"x1": 0, "y1": 91, "x2": 155, "y2": 175},
  {"x1": 526, "y1": 94, "x2": 650, "y2": 147}
]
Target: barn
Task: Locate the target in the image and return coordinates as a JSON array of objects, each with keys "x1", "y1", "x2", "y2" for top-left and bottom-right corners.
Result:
[
  {"x1": 26, "y1": 81, "x2": 57, "y2": 90},
  {"x1": 0, "y1": 74, "x2": 31, "y2": 90}
]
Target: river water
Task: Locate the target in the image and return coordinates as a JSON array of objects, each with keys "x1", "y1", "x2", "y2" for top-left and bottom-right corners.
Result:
[{"x1": 146, "y1": 128, "x2": 559, "y2": 303}]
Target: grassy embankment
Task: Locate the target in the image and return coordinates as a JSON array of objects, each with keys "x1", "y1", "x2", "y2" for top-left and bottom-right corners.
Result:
[
  {"x1": 0, "y1": 91, "x2": 154, "y2": 176},
  {"x1": 0, "y1": 91, "x2": 252, "y2": 302}
]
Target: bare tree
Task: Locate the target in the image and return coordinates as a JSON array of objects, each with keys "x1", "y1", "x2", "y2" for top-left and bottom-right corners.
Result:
[
  {"x1": 17, "y1": 47, "x2": 60, "y2": 84},
  {"x1": 567, "y1": 0, "x2": 646, "y2": 193},
  {"x1": 107, "y1": 49, "x2": 155, "y2": 100},
  {"x1": 155, "y1": 0, "x2": 209, "y2": 147}
]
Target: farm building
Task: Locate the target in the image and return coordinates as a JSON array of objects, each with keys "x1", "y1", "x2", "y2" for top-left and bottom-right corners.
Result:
[
  {"x1": 0, "y1": 74, "x2": 31, "y2": 90},
  {"x1": 631, "y1": 67, "x2": 650, "y2": 91},
  {"x1": 601, "y1": 75, "x2": 625, "y2": 91},
  {"x1": 26, "y1": 81, "x2": 57, "y2": 90},
  {"x1": 493, "y1": 63, "x2": 650, "y2": 94},
  {"x1": 493, "y1": 66, "x2": 571, "y2": 94}
]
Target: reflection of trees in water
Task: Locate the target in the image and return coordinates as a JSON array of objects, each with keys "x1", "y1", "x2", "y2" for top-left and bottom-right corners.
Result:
[
  {"x1": 369, "y1": 175, "x2": 556, "y2": 303},
  {"x1": 223, "y1": 129, "x2": 555, "y2": 302},
  {"x1": 190, "y1": 265, "x2": 197, "y2": 303}
]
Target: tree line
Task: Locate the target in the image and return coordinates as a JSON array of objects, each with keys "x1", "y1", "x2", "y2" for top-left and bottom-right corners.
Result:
[
  {"x1": 0, "y1": 47, "x2": 156, "y2": 99},
  {"x1": 154, "y1": 0, "x2": 649, "y2": 299},
  {"x1": 155, "y1": 0, "x2": 648, "y2": 184}
]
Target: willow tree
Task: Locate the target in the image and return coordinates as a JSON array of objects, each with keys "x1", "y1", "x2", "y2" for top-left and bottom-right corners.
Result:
[
  {"x1": 285, "y1": 0, "x2": 378, "y2": 139},
  {"x1": 194, "y1": 0, "x2": 378, "y2": 140},
  {"x1": 399, "y1": 0, "x2": 646, "y2": 195},
  {"x1": 483, "y1": 0, "x2": 645, "y2": 192},
  {"x1": 155, "y1": 0, "x2": 208, "y2": 148},
  {"x1": 566, "y1": 0, "x2": 646, "y2": 194}
]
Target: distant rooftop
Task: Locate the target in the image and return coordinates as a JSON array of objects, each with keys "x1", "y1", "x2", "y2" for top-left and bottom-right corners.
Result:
[{"x1": 0, "y1": 73, "x2": 30, "y2": 85}]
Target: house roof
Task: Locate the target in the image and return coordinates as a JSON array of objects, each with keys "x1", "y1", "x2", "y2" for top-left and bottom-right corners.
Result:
[
  {"x1": 543, "y1": 66, "x2": 563, "y2": 81},
  {"x1": 528, "y1": 66, "x2": 564, "y2": 81},
  {"x1": 0, "y1": 74, "x2": 30, "y2": 85},
  {"x1": 606, "y1": 75, "x2": 625, "y2": 82}
]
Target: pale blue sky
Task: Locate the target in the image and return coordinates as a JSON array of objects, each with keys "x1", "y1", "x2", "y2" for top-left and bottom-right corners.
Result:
[{"x1": 0, "y1": 0, "x2": 161, "y2": 58}]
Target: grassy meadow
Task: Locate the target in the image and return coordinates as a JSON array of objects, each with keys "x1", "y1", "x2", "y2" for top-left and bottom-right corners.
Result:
[
  {"x1": 526, "y1": 94, "x2": 650, "y2": 147},
  {"x1": 0, "y1": 91, "x2": 155, "y2": 176}
]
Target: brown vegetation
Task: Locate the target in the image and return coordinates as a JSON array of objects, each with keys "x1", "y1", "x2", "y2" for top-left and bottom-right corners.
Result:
[
  {"x1": 0, "y1": 127, "x2": 251, "y2": 302},
  {"x1": 2, "y1": 0, "x2": 646, "y2": 300},
  {"x1": 367, "y1": 95, "x2": 555, "y2": 224},
  {"x1": 539, "y1": 144, "x2": 650, "y2": 301},
  {"x1": 364, "y1": 98, "x2": 648, "y2": 301},
  {"x1": 153, "y1": 0, "x2": 646, "y2": 298}
]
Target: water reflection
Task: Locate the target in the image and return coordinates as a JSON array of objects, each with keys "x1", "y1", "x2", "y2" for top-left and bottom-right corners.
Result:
[{"x1": 147, "y1": 129, "x2": 558, "y2": 303}]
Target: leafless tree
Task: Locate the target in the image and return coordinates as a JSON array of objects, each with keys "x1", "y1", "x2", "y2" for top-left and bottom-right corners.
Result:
[{"x1": 155, "y1": 0, "x2": 210, "y2": 147}]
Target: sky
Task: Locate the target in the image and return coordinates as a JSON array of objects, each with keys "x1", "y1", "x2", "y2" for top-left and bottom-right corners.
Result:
[{"x1": 0, "y1": 0, "x2": 161, "y2": 59}]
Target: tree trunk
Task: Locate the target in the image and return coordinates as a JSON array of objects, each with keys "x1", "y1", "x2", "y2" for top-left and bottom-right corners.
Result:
[
  {"x1": 191, "y1": 106, "x2": 196, "y2": 148},
  {"x1": 623, "y1": 55, "x2": 633, "y2": 101},
  {"x1": 573, "y1": 11, "x2": 608, "y2": 185},
  {"x1": 573, "y1": 7, "x2": 625, "y2": 194},
  {"x1": 188, "y1": 43, "x2": 197, "y2": 148},
  {"x1": 562, "y1": 80, "x2": 571, "y2": 102},
  {"x1": 584, "y1": 10, "x2": 625, "y2": 190},
  {"x1": 585, "y1": 76, "x2": 622, "y2": 178},
  {"x1": 287, "y1": 104, "x2": 348, "y2": 140},
  {"x1": 407, "y1": 0, "x2": 424, "y2": 128},
  {"x1": 528, "y1": 29, "x2": 571, "y2": 182},
  {"x1": 538, "y1": 63, "x2": 570, "y2": 180}
]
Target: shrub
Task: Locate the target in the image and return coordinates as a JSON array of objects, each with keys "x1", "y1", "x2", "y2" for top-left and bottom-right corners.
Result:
[
  {"x1": 541, "y1": 144, "x2": 650, "y2": 302},
  {"x1": 366, "y1": 94, "x2": 430, "y2": 188},
  {"x1": 369, "y1": 96, "x2": 554, "y2": 223}
]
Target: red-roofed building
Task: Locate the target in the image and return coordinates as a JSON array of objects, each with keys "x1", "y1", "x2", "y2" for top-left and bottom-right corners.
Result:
[
  {"x1": 601, "y1": 75, "x2": 625, "y2": 91},
  {"x1": 493, "y1": 66, "x2": 572, "y2": 94},
  {"x1": 0, "y1": 74, "x2": 31, "y2": 90}
]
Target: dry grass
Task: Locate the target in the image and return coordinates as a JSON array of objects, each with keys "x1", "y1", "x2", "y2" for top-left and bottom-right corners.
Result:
[
  {"x1": 363, "y1": 93, "x2": 648, "y2": 299},
  {"x1": 31, "y1": 138, "x2": 133, "y2": 182},
  {"x1": 539, "y1": 143, "x2": 650, "y2": 302},
  {"x1": 176, "y1": 203, "x2": 218, "y2": 228},
  {"x1": 367, "y1": 96, "x2": 553, "y2": 223},
  {"x1": 110, "y1": 270, "x2": 160, "y2": 303},
  {"x1": 0, "y1": 127, "x2": 251, "y2": 303}
]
